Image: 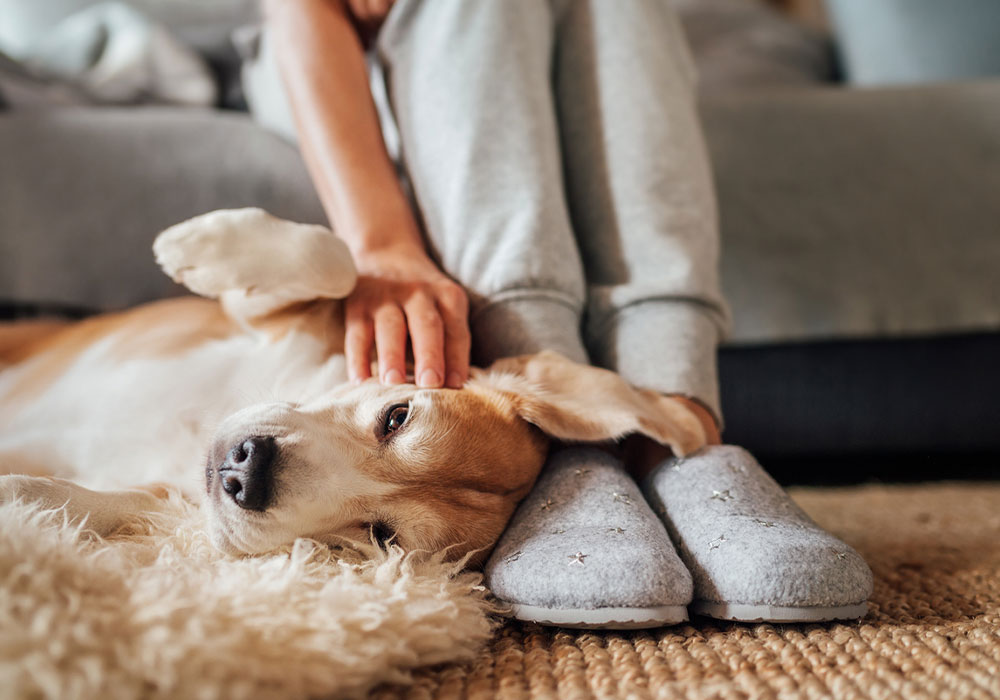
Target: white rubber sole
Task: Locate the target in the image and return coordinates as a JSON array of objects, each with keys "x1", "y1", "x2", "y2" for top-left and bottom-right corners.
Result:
[
  {"x1": 506, "y1": 603, "x2": 689, "y2": 630},
  {"x1": 692, "y1": 600, "x2": 868, "y2": 623}
]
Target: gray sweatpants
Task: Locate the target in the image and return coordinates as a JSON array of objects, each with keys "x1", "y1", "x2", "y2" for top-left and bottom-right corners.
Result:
[{"x1": 249, "y1": 0, "x2": 730, "y2": 419}]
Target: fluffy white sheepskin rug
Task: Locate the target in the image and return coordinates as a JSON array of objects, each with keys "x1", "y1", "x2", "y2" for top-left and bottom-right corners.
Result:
[{"x1": 0, "y1": 497, "x2": 498, "y2": 699}]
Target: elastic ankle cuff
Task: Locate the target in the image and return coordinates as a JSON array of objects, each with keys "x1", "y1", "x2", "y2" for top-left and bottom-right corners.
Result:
[
  {"x1": 589, "y1": 301, "x2": 722, "y2": 422},
  {"x1": 471, "y1": 295, "x2": 588, "y2": 366}
]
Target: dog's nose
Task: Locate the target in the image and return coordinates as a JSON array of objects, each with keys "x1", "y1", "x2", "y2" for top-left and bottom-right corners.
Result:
[{"x1": 218, "y1": 436, "x2": 276, "y2": 511}]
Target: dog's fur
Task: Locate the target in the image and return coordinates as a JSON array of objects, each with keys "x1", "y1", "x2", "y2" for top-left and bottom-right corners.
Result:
[{"x1": 0, "y1": 209, "x2": 705, "y2": 563}]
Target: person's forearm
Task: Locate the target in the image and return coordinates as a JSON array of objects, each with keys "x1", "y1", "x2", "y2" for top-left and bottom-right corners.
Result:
[{"x1": 263, "y1": 0, "x2": 422, "y2": 259}]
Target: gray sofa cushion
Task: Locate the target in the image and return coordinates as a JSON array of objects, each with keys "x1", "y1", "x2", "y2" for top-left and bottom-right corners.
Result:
[
  {"x1": 705, "y1": 80, "x2": 1000, "y2": 344},
  {"x1": 674, "y1": 0, "x2": 835, "y2": 91},
  {"x1": 0, "y1": 107, "x2": 324, "y2": 310}
]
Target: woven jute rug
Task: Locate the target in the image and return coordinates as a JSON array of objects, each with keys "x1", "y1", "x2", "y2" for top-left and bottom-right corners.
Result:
[{"x1": 371, "y1": 482, "x2": 1000, "y2": 700}]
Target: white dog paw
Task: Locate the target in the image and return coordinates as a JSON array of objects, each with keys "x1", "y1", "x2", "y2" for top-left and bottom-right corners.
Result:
[
  {"x1": 153, "y1": 208, "x2": 357, "y2": 301},
  {"x1": 0, "y1": 474, "x2": 32, "y2": 505},
  {"x1": 0, "y1": 475, "x2": 68, "y2": 510}
]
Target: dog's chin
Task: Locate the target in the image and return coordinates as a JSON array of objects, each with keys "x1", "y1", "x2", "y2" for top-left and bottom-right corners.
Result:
[
  {"x1": 206, "y1": 503, "x2": 293, "y2": 557},
  {"x1": 209, "y1": 527, "x2": 244, "y2": 556},
  {"x1": 205, "y1": 504, "x2": 260, "y2": 556}
]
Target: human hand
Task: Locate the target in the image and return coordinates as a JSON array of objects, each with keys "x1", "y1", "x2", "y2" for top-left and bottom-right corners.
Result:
[
  {"x1": 345, "y1": 242, "x2": 470, "y2": 389},
  {"x1": 342, "y1": 0, "x2": 395, "y2": 43},
  {"x1": 343, "y1": 0, "x2": 394, "y2": 23}
]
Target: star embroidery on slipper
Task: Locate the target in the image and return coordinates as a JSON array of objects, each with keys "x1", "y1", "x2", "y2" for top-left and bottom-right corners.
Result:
[
  {"x1": 608, "y1": 527, "x2": 626, "y2": 534},
  {"x1": 752, "y1": 518, "x2": 775, "y2": 527},
  {"x1": 505, "y1": 550, "x2": 523, "y2": 564},
  {"x1": 708, "y1": 535, "x2": 727, "y2": 551},
  {"x1": 834, "y1": 552, "x2": 849, "y2": 561},
  {"x1": 568, "y1": 552, "x2": 588, "y2": 566},
  {"x1": 711, "y1": 489, "x2": 734, "y2": 502},
  {"x1": 573, "y1": 468, "x2": 591, "y2": 476},
  {"x1": 612, "y1": 492, "x2": 633, "y2": 505},
  {"x1": 540, "y1": 498, "x2": 554, "y2": 511},
  {"x1": 727, "y1": 462, "x2": 746, "y2": 474},
  {"x1": 552, "y1": 528, "x2": 566, "y2": 535}
]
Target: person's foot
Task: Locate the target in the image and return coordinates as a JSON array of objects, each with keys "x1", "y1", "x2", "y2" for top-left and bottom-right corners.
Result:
[
  {"x1": 642, "y1": 445, "x2": 873, "y2": 622},
  {"x1": 485, "y1": 447, "x2": 693, "y2": 629}
]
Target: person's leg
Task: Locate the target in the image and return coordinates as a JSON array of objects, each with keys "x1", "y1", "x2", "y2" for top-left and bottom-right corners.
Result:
[
  {"x1": 553, "y1": 0, "x2": 727, "y2": 421},
  {"x1": 552, "y1": 0, "x2": 872, "y2": 621},
  {"x1": 374, "y1": 0, "x2": 588, "y2": 366},
  {"x1": 375, "y1": 1, "x2": 692, "y2": 629}
]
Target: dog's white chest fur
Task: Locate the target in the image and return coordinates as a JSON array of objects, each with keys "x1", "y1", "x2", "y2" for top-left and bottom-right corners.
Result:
[{"x1": 0, "y1": 328, "x2": 347, "y2": 493}]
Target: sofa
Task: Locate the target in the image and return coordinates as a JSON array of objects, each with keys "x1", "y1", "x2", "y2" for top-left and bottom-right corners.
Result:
[{"x1": 2, "y1": 0, "x2": 997, "y2": 482}]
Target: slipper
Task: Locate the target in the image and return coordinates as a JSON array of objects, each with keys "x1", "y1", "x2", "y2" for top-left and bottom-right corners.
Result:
[
  {"x1": 642, "y1": 445, "x2": 873, "y2": 622},
  {"x1": 485, "y1": 447, "x2": 693, "y2": 629}
]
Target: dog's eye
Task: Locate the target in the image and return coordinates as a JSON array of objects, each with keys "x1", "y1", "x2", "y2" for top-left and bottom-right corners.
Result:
[
  {"x1": 382, "y1": 403, "x2": 410, "y2": 435},
  {"x1": 367, "y1": 521, "x2": 396, "y2": 548}
]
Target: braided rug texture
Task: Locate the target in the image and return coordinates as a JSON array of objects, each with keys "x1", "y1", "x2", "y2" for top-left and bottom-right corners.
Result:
[{"x1": 371, "y1": 482, "x2": 1000, "y2": 700}]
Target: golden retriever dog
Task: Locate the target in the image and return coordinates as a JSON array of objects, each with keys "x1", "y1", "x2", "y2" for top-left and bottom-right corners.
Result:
[{"x1": 0, "y1": 209, "x2": 705, "y2": 564}]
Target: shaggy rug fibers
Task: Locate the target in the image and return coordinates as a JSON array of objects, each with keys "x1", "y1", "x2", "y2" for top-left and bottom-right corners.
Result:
[
  {"x1": 0, "y1": 496, "x2": 497, "y2": 699},
  {"x1": 3, "y1": 482, "x2": 999, "y2": 699},
  {"x1": 371, "y1": 482, "x2": 1000, "y2": 700}
]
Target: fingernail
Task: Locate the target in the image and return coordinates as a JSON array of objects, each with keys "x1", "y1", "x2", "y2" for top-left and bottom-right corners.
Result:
[
  {"x1": 418, "y1": 369, "x2": 442, "y2": 388},
  {"x1": 384, "y1": 368, "x2": 404, "y2": 384},
  {"x1": 446, "y1": 372, "x2": 464, "y2": 388}
]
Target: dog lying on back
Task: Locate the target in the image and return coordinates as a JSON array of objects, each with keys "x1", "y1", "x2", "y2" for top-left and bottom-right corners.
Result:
[{"x1": 0, "y1": 209, "x2": 705, "y2": 563}]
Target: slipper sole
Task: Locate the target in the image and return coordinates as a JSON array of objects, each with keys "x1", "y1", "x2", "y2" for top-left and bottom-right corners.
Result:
[
  {"x1": 504, "y1": 603, "x2": 689, "y2": 629},
  {"x1": 692, "y1": 600, "x2": 868, "y2": 623}
]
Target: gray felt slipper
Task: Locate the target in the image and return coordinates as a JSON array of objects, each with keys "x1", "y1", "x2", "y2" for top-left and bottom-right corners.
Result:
[
  {"x1": 485, "y1": 447, "x2": 693, "y2": 629},
  {"x1": 642, "y1": 445, "x2": 873, "y2": 623}
]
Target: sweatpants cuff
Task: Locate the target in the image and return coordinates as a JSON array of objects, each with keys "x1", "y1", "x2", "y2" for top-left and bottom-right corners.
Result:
[
  {"x1": 589, "y1": 301, "x2": 723, "y2": 424},
  {"x1": 470, "y1": 295, "x2": 588, "y2": 367}
]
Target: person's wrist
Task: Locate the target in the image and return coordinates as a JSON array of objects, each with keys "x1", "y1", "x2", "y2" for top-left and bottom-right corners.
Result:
[
  {"x1": 341, "y1": 199, "x2": 425, "y2": 262},
  {"x1": 351, "y1": 237, "x2": 427, "y2": 270}
]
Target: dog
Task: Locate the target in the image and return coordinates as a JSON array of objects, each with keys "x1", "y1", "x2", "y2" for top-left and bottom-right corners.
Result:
[{"x1": 0, "y1": 208, "x2": 706, "y2": 564}]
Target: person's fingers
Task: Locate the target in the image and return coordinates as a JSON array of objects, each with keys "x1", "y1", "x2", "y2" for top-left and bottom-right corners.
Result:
[
  {"x1": 344, "y1": 304, "x2": 374, "y2": 383},
  {"x1": 404, "y1": 293, "x2": 445, "y2": 388},
  {"x1": 345, "y1": 0, "x2": 368, "y2": 21},
  {"x1": 437, "y1": 285, "x2": 471, "y2": 388},
  {"x1": 373, "y1": 303, "x2": 407, "y2": 384},
  {"x1": 368, "y1": 0, "x2": 392, "y2": 20}
]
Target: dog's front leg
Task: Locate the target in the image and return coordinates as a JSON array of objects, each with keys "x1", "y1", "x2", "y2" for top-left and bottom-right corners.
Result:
[
  {"x1": 153, "y1": 207, "x2": 357, "y2": 323},
  {"x1": 0, "y1": 475, "x2": 172, "y2": 536}
]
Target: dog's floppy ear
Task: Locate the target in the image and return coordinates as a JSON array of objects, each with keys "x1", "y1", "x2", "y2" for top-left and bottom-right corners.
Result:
[{"x1": 473, "y1": 350, "x2": 707, "y2": 456}]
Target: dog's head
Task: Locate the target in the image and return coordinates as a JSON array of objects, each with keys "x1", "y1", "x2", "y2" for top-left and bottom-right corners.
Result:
[{"x1": 204, "y1": 351, "x2": 705, "y2": 563}]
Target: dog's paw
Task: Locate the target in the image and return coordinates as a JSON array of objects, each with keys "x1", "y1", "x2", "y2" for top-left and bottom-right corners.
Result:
[
  {"x1": 0, "y1": 475, "x2": 168, "y2": 535},
  {"x1": 153, "y1": 208, "x2": 357, "y2": 301},
  {"x1": 0, "y1": 474, "x2": 33, "y2": 506},
  {"x1": 0, "y1": 474, "x2": 69, "y2": 510}
]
